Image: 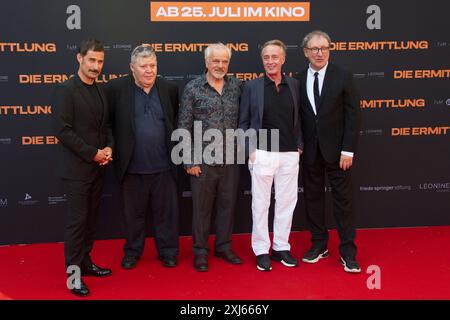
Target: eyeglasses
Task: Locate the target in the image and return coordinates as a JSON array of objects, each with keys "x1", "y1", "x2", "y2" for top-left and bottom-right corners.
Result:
[{"x1": 306, "y1": 47, "x2": 330, "y2": 54}]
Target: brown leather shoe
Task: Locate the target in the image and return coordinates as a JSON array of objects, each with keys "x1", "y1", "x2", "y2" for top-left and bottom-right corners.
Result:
[
  {"x1": 194, "y1": 255, "x2": 208, "y2": 272},
  {"x1": 214, "y1": 250, "x2": 242, "y2": 264}
]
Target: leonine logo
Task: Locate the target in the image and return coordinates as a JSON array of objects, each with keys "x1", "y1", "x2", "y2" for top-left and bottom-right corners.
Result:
[{"x1": 419, "y1": 182, "x2": 450, "y2": 192}]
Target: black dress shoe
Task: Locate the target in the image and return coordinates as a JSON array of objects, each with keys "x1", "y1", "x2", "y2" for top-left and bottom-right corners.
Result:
[
  {"x1": 69, "y1": 278, "x2": 89, "y2": 297},
  {"x1": 214, "y1": 250, "x2": 242, "y2": 264},
  {"x1": 194, "y1": 255, "x2": 208, "y2": 272},
  {"x1": 121, "y1": 256, "x2": 139, "y2": 269},
  {"x1": 159, "y1": 255, "x2": 177, "y2": 268},
  {"x1": 82, "y1": 263, "x2": 112, "y2": 277}
]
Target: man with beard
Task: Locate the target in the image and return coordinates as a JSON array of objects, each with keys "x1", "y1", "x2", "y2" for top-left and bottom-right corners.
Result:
[
  {"x1": 178, "y1": 43, "x2": 243, "y2": 272},
  {"x1": 53, "y1": 39, "x2": 114, "y2": 296}
]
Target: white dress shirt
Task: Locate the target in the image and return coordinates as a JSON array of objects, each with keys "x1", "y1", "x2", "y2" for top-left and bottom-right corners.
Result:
[{"x1": 306, "y1": 63, "x2": 353, "y2": 158}]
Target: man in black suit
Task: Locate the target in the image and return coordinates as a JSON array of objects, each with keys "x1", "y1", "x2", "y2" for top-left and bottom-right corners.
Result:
[
  {"x1": 298, "y1": 30, "x2": 361, "y2": 273},
  {"x1": 239, "y1": 40, "x2": 303, "y2": 271},
  {"x1": 106, "y1": 45, "x2": 179, "y2": 270},
  {"x1": 53, "y1": 39, "x2": 114, "y2": 297}
]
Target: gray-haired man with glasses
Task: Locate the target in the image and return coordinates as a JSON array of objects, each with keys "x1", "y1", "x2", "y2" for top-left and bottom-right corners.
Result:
[
  {"x1": 106, "y1": 44, "x2": 180, "y2": 270},
  {"x1": 298, "y1": 30, "x2": 361, "y2": 273}
]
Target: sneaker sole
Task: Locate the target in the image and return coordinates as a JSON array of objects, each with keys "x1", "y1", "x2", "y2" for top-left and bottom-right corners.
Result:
[
  {"x1": 340, "y1": 257, "x2": 361, "y2": 273},
  {"x1": 256, "y1": 265, "x2": 272, "y2": 271},
  {"x1": 301, "y1": 250, "x2": 329, "y2": 264},
  {"x1": 271, "y1": 256, "x2": 298, "y2": 267}
]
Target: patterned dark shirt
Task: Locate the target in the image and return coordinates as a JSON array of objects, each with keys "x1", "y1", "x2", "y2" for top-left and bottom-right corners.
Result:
[{"x1": 178, "y1": 73, "x2": 242, "y2": 167}]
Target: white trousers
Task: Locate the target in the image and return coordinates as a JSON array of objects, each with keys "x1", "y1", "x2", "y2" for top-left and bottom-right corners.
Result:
[{"x1": 249, "y1": 149, "x2": 299, "y2": 256}]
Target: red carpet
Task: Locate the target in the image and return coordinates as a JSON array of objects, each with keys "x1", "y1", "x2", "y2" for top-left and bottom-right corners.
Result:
[{"x1": 0, "y1": 227, "x2": 449, "y2": 300}]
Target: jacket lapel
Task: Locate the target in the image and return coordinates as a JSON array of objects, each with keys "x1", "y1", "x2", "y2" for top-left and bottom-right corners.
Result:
[
  {"x1": 301, "y1": 70, "x2": 315, "y2": 115},
  {"x1": 257, "y1": 77, "x2": 264, "y2": 128},
  {"x1": 155, "y1": 78, "x2": 173, "y2": 132},
  {"x1": 317, "y1": 64, "x2": 334, "y2": 114},
  {"x1": 98, "y1": 83, "x2": 108, "y2": 128},
  {"x1": 286, "y1": 77, "x2": 299, "y2": 127},
  {"x1": 127, "y1": 76, "x2": 136, "y2": 134}
]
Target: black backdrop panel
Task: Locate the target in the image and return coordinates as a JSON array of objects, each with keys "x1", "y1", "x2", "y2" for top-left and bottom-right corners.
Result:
[{"x1": 1, "y1": 0, "x2": 449, "y2": 244}]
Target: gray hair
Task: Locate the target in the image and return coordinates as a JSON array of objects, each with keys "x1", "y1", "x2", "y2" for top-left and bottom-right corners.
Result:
[
  {"x1": 204, "y1": 43, "x2": 232, "y2": 61},
  {"x1": 260, "y1": 39, "x2": 287, "y2": 57},
  {"x1": 130, "y1": 44, "x2": 157, "y2": 64},
  {"x1": 301, "y1": 30, "x2": 332, "y2": 48}
]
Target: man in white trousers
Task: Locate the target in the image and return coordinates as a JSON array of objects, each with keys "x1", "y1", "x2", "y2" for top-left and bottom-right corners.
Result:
[{"x1": 239, "y1": 40, "x2": 303, "y2": 271}]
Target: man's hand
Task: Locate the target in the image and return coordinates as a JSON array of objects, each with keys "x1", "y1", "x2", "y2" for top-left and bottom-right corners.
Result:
[
  {"x1": 339, "y1": 154, "x2": 353, "y2": 171},
  {"x1": 99, "y1": 147, "x2": 113, "y2": 165},
  {"x1": 298, "y1": 148, "x2": 303, "y2": 155},
  {"x1": 93, "y1": 148, "x2": 113, "y2": 166},
  {"x1": 186, "y1": 166, "x2": 202, "y2": 177},
  {"x1": 93, "y1": 149, "x2": 108, "y2": 164},
  {"x1": 249, "y1": 151, "x2": 256, "y2": 164}
]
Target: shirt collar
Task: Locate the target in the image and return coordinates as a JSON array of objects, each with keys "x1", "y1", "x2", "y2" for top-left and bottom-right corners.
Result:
[
  {"x1": 133, "y1": 81, "x2": 155, "y2": 95},
  {"x1": 264, "y1": 74, "x2": 287, "y2": 86},
  {"x1": 201, "y1": 72, "x2": 230, "y2": 88},
  {"x1": 308, "y1": 62, "x2": 328, "y2": 77}
]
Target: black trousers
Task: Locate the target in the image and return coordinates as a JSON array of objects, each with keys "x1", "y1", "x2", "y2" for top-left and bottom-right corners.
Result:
[
  {"x1": 63, "y1": 172, "x2": 104, "y2": 270},
  {"x1": 190, "y1": 165, "x2": 240, "y2": 256},
  {"x1": 121, "y1": 171, "x2": 179, "y2": 258},
  {"x1": 302, "y1": 148, "x2": 357, "y2": 257}
]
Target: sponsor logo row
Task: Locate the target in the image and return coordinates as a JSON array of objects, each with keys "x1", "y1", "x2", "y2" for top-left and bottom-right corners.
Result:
[
  {"x1": 2, "y1": 182, "x2": 448, "y2": 209},
  {"x1": 0, "y1": 193, "x2": 114, "y2": 208}
]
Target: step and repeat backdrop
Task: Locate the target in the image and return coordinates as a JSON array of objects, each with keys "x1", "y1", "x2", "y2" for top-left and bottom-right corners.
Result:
[{"x1": 1, "y1": 0, "x2": 449, "y2": 244}]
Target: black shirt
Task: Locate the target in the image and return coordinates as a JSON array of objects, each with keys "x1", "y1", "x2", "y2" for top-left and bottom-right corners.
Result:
[
  {"x1": 127, "y1": 84, "x2": 170, "y2": 174},
  {"x1": 261, "y1": 75, "x2": 297, "y2": 152},
  {"x1": 82, "y1": 82, "x2": 103, "y2": 123}
]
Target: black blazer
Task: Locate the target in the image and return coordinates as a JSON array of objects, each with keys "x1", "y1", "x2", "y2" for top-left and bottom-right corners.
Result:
[
  {"x1": 52, "y1": 75, "x2": 114, "y2": 181},
  {"x1": 105, "y1": 75, "x2": 179, "y2": 182},
  {"x1": 298, "y1": 63, "x2": 360, "y2": 165},
  {"x1": 239, "y1": 75, "x2": 303, "y2": 156}
]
